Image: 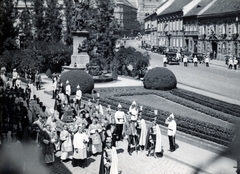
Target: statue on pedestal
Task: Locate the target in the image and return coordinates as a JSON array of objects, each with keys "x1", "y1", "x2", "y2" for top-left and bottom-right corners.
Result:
[{"x1": 71, "y1": 0, "x2": 90, "y2": 32}]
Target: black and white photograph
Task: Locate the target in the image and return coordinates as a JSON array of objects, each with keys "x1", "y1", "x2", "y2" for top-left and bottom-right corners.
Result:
[{"x1": 0, "y1": 0, "x2": 240, "y2": 174}]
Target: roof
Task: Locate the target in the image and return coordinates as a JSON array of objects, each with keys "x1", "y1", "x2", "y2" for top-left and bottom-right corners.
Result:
[
  {"x1": 116, "y1": 0, "x2": 137, "y2": 9},
  {"x1": 184, "y1": 0, "x2": 213, "y2": 17},
  {"x1": 160, "y1": 0, "x2": 193, "y2": 15},
  {"x1": 198, "y1": 0, "x2": 240, "y2": 17}
]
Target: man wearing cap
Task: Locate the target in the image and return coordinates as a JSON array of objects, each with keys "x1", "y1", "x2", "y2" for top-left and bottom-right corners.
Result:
[
  {"x1": 165, "y1": 113, "x2": 177, "y2": 152},
  {"x1": 128, "y1": 101, "x2": 138, "y2": 151},
  {"x1": 15, "y1": 75, "x2": 22, "y2": 89},
  {"x1": 193, "y1": 55, "x2": 198, "y2": 67},
  {"x1": 75, "y1": 85, "x2": 82, "y2": 107},
  {"x1": 12, "y1": 68, "x2": 18, "y2": 87},
  {"x1": 65, "y1": 80, "x2": 71, "y2": 104},
  {"x1": 114, "y1": 103, "x2": 126, "y2": 141}
]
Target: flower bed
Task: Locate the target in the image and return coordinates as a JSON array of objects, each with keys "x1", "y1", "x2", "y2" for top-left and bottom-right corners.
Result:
[
  {"x1": 82, "y1": 87, "x2": 237, "y2": 146},
  {"x1": 170, "y1": 89, "x2": 240, "y2": 118}
]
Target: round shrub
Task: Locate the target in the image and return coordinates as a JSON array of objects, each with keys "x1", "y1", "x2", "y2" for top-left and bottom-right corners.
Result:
[
  {"x1": 143, "y1": 67, "x2": 177, "y2": 90},
  {"x1": 61, "y1": 70, "x2": 94, "y2": 94}
]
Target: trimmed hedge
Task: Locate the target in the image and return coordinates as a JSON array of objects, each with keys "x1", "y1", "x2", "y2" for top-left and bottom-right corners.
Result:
[
  {"x1": 61, "y1": 70, "x2": 94, "y2": 94},
  {"x1": 143, "y1": 67, "x2": 177, "y2": 90},
  {"x1": 170, "y1": 89, "x2": 240, "y2": 118},
  {"x1": 93, "y1": 76, "x2": 113, "y2": 83}
]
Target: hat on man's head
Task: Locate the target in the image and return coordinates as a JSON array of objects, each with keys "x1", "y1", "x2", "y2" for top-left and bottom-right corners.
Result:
[
  {"x1": 170, "y1": 113, "x2": 174, "y2": 119},
  {"x1": 66, "y1": 80, "x2": 69, "y2": 84},
  {"x1": 132, "y1": 100, "x2": 136, "y2": 105},
  {"x1": 13, "y1": 68, "x2": 16, "y2": 71},
  {"x1": 77, "y1": 85, "x2": 80, "y2": 89},
  {"x1": 117, "y1": 103, "x2": 122, "y2": 108}
]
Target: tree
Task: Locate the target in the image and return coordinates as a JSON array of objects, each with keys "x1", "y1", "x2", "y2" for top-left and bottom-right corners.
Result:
[
  {"x1": 113, "y1": 47, "x2": 150, "y2": 76},
  {"x1": 45, "y1": 0, "x2": 63, "y2": 43},
  {"x1": 74, "y1": 0, "x2": 120, "y2": 71},
  {"x1": 63, "y1": 0, "x2": 74, "y2": 45},
  {"x1": 19, "y1": 0, "x2": 33, "y2": 49},
  {"x1": 0, "y1": 0, "x2": 19, "y2": 54},
  {"x1": 32, "y1": 0, "x2": 46, "y2": 41}
]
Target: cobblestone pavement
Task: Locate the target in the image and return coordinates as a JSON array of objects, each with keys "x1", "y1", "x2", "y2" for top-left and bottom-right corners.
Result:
[{"x1": 47, "y1": 139, "x2": 208, "y2": 174}]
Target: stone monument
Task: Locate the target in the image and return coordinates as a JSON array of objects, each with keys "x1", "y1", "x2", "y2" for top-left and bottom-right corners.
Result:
[{"x1": 62, "y1": 0, "x2": 90, "y2": 71}]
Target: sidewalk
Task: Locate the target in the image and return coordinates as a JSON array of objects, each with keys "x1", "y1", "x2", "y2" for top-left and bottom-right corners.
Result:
[
  {"x1": 210, "y1": 59, "x2": 226, "y2": 68},
  {"x1": 36, "y1": 74, "x2": 237, "y2": 174}
]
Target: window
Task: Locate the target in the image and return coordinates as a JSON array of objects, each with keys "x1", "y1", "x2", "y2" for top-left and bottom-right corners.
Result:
[
  {"x1": 232, "y1": 23, "x2": 237, "y2": 34},
  {"x1": 222, "y1": 42, "x2": 227, "y2": 54},
  {"x1": 179, "y1": 20, "x2": 182, "y2": 31},
  {"x1": 176, "y1": 20, "x2": 179, "y2": 30}
]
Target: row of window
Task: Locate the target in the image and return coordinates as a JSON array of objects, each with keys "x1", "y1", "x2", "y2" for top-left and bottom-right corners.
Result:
[
  {"x1": 199, "y1": 24, "x2": 238, "y2": 35},
  {"x1": 146, "y1": 20, "x2": 238, "y2": 35}
]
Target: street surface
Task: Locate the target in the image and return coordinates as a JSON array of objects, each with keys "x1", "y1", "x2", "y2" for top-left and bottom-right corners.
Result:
[
  {"x1": 126, "y1": 40, "x2": 240, "y2": 104},
  {"x1": 30, "y1": 74, "x2": 237, "y2": 174}
]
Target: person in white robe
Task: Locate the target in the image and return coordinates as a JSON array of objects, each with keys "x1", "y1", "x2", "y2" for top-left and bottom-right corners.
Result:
[
  {"x1": 72, "y1": 123, "x2": 89, "y2": 168},
  {"x1": 60, "y1": 124, "x2": 73, "y2": 161},
  {"x1": 136, "y1": 110, "x2": 147, "y2": 151},
  {"x1": 88, "y1": 117, "x2": 102, "y2": 156}
]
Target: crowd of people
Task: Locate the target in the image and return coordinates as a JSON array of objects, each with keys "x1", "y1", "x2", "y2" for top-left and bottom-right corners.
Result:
[{"x1": 0, "y1": 68, "x2": 178, "y2": 174}]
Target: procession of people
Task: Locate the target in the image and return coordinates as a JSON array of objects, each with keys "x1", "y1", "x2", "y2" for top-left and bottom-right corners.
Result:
[{"x1": 0, "y1": 68, "x2": 178, "y2": 174}]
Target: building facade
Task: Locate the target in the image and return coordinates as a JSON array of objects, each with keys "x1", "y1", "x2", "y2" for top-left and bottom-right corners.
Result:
[
  {"x1": 156, "y1": 0, "x2": 192, "y2": 50},
  {"x1": 114, "y1": 0, "x2": 138, "y2": 36},
  {"x1": 197, "y1": 0, "x2": 240, "y2": 59},
  {"x1": 144, "y1": 0, "x2": 240, "y2": 60},
  {"x1": 128, "y1": 0, "x2": 165, "y2": 23}
]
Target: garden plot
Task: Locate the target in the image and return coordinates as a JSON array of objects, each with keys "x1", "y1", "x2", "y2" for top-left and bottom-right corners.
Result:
[{"x1": 118, "y1": 94, "x2": 234, "y2": 129}]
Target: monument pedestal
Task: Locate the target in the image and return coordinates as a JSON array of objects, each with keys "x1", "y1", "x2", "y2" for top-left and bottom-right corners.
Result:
[{"x1": 62, "y1": 30, "x2": 90, "y2": 72}]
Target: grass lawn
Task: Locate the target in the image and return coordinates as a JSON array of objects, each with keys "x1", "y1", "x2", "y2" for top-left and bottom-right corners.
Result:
[{"x1": 118, "y1": 94, "x2": 234, "y2": 129}]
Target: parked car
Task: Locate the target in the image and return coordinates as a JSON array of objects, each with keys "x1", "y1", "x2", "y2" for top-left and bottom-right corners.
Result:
[
  {"x1": 165, "y1": 51, "x2": 179, "y2": 65},
  {"x1": 158, "y1": 46, "x2": 167, "y2": 54},
  {"x1": 168, "y1": 48, "x2": 178, "y2": 53},
  {"x1": 151, "y1": 45, "x2": 159, "y2": 53},
  {"x1": 192, "y1": 52, "x2": 205, "y2": 64}
]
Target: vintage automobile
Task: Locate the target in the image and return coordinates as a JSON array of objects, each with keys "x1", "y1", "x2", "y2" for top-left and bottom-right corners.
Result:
[
  {"x1": 192, "y1": 52, "x2": 205, "y2": 64},
  {"x1": 151, "y1": 45, "x2": 159, "y2": 53},
  {"x1": 165, "y1": 51, "x2": 179, "y2": 65},
  {"x1": 158, "y1": 46, "x2": 167, "y2": 54}
]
